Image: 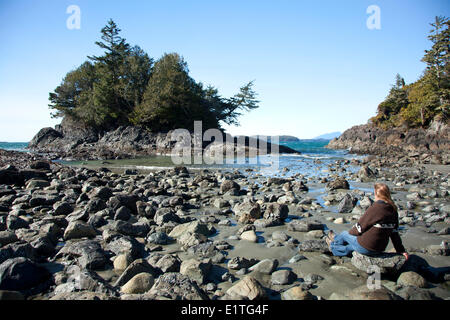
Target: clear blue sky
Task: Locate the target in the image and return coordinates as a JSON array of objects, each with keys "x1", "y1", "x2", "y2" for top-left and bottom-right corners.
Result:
[{"x1": 0, "y1": 0, "x2": 449, "y2": 142}]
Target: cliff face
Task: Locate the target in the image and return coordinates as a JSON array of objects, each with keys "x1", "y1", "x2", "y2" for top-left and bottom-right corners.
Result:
[
  {"x1": 28, "y1": 118, "x2": 299, "y2": 160},
  {"x1": 326, "y1": 120, "x2": 450, "y2": 164}
]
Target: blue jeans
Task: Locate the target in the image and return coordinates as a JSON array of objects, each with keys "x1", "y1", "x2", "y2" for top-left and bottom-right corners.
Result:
[{"x1": 330, "y1": 231, "x2": 378, "y2": 257}]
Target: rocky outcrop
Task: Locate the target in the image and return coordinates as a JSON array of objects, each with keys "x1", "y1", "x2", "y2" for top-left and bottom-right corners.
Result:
[
  {"x1": 27, "y1": 117, "x2": 300, "y2": 161},
  {"x1": 351, "y1": 251, "x2": 406, "y2": 275},
  {"x1": 326, "y1": 120, "x2": 450, "y2": 164}
]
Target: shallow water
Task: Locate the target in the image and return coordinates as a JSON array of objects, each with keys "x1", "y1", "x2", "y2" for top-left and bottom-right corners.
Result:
[{"x1": 60, "y1": 151, "x2": 363, "y2": 180}]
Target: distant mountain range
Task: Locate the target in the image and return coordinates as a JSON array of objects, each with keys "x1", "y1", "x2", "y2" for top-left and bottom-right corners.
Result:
[
  {"x1": 244, "y1": 132, "x2": 341, "y2": 142},
  {"x1": 313, "y1": 132, "x2": 341, "y2": 140}
]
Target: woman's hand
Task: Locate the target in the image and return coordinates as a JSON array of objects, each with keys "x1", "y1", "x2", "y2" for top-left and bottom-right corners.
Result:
[{"x1": 402, "y1": 252, "x2": 409, "y2": 260}]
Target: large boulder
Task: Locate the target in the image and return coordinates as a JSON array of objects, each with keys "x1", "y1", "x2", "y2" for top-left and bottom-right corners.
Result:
[
  {"x1": 240, "y1": 230, "x2": 258, "y2": 242},
  {"x1": 397, "y1": 271, "x2": 427, "y2": 288},
  {"x1": 292, "y1": 180, "x2": 309, "y2": 192},
  {"x1": 263, "y1": 203, "x2": 289, "y2": 222},
  {"x1": 151, "y1": 254, "x2": 181, "y2": 273},
  {"x1": 358, "y1": 166, "x2": 375, "y2": 180},
  {"x1": 337, "y1": 194, "x2": 358, "y2": 213},
  {"x1": 351, "y1": 251, "x2": 406, "y2": 275},
  {"x1": 0, "y1": 231, "x2": 18, "y2": 247},
  {"x1": 186, "y1": 242, "x2": 222, "y2": 260},
  {"x1": 153, "y1": 208, "x2": 180, "y2": 226},
  {"x1": 148, "y1": 272, "x2": 208, "y2": 300},
  {"x1": 227, "y1": 257, "x2": 259, "y2": 270},
  {"x1": 63, "y1": 221, "x2": 97, "y2": 240},
  {"x1": 395, "y1": 286, "x2": 435, "y2": 300},
  {"x1": 88, "y1": 187, "x2": 113, "y2": 201},
  {"x1": 271, "y1": 270, "x2": 297, "y2": 285},
  {"x1": 168, "y1": 221, "x2": 210, "y2": 238},
  {"x1": 179, "y1": 259, "x2": 211, "y2": 285},
  {"x1": 25, "y1": 179, "x2": 50, "y2": 189},
  {"x1": 53, "y1": 202, "x2": 73, "y2": 216},
  {"x1": 53, "y1": 267, "x2": 117, "y2": 296},
  {"x1": 0, "y1": 168, "x2": 24, "y2": 186},
  {"x1": 248, "y1": 259, "x2": 279, "y2": 275},
  {"x1": 266, "y1": 177, "x2": 289, "y2": 186},
  {"x1": 226, "y1": 276, "x2": 267, "y2": 300},
  {"x1": 108, "y1": 194, "x2": 139, "y2": 214},
  {"x1": 113, "y1": 253, "x2": 133, "y2": 272},
  {"x1": 114, "y1": 206, "x2": 131, "y2": 221},
  {"x1": 27, "y1": 127, "x2": 62, "y2": 149},
  {"x1": 56, "y1": 240, "x2": 108, "y2": 270},
  {"x1": 6, "y1": 216, "x2": 29, "y2": 231},
  {"x1": 121, "y1": 273, "x2": 154, "y2": 294},
  {"x1": 178, "y1": 232, "x2": 208, "y2": 249},
  {"x1": 281, "y1": 286, "x2": 315, "y2": 300},
  {"x1": 287, "y1": 220, "x2": 324, "y2": 232},
  {"x1": 220, "y1": 180, "x2": 240, "y2": 194},
  {"x1": 298, "y1": 240, "x2": 330, "y2": 253},
  {"x1": 111, "y1": 220, "x2": 149, "y2": 238},
  {"x1": 326, "y1": 177, "x2": 350, "y2": 191},
  {"x1": 234, "y1": 202, "x2": 261, "y2": 222},
  {"x1": 0, "y1": 257, "x2": 50, "y2": 292},
  {"x1": 114, "y1": 259, "x2": 158, "y2": 287},
  {"x1": 105, "y1": 236, "x2": 143, "y2": 259},
  {"x1": 346, "y1": 284, "x2": 402, "y2": 300},
  {"x1": 146, "y1": 231, "x2": 170, "y2": 245},
  {"x1": 0, "y1": 242, "x2": 37, "y2": 265}
]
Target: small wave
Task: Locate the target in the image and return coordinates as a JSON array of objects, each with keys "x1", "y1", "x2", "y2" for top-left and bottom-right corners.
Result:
[
  {"x1": 278, "y1": 153, "x2": 332, "y2": 160},
  {"x1": 277, "y1": 153, "x2": 305, "y2": 157},
  {"x1": 299, "y1": 154, "x2": 332, "y2": 160}
]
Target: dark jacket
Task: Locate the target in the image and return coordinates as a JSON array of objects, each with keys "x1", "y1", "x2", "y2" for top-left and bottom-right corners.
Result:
[{"x1": 349, "y1": 200, "x2": 406, "y2": 253}]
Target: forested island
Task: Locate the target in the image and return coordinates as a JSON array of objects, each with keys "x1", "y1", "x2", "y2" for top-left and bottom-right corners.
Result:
[{"x1": 29, "y1": 20, "x2": 298, "y2": 159}]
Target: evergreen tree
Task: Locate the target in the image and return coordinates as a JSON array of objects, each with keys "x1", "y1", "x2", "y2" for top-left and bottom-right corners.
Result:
[
  {"x1": 118, "y1": 46, "x2": 153, "y2": 111},
  {"x1": 132, "y1": 53, "x2": 203, "y2": 131},
  {"x1": 86, "y1": 19, "x2": 132, "y2": 128},
  {"x1": 88, "y1": 19, "x2": 130, "y2": 85},
  {"x1": 372, "y1": 74, "x2": 409, "y2": 127},
  {"x1": 49, "y1": 61, "x2": 96, "y2": 119},
  {"x1": 211, "y1": 81, "x2": 259, "y2": 126},
  {"x1": 371, "y1": 16, "x2": 449, "y2": 128},
  {"x1": 402, "y1": 72, "x2": 440, "y2": 127},
  {"x1": 421, "y1": 16, "x2": 450, "y2": 119}
]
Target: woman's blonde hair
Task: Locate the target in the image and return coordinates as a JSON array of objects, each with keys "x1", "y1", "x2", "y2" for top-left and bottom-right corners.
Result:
[{"x1": 374, "y1": 183, "x2": 397, "y2": 212}]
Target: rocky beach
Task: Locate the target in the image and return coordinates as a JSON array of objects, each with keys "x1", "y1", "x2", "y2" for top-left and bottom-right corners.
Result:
[{"x1": 0, "y1": 143, "x2": 449, "y2": 301}]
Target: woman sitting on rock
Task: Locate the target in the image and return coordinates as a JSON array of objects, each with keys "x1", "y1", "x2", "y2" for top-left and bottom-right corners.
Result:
[{"x1": 326, "y1": 183, "x2": 409, "y2": 260}]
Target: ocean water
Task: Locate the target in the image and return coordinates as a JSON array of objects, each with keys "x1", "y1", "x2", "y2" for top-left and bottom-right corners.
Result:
[
  {"x1": 0, "y1": 142, "x2": 29, "y2": 151},
  {"x1": 271, "y1": 139, "x2": 359, "y2": 177},
  {"x1": 0, "y1": 139, "x2": 359, "y2": 177}
]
